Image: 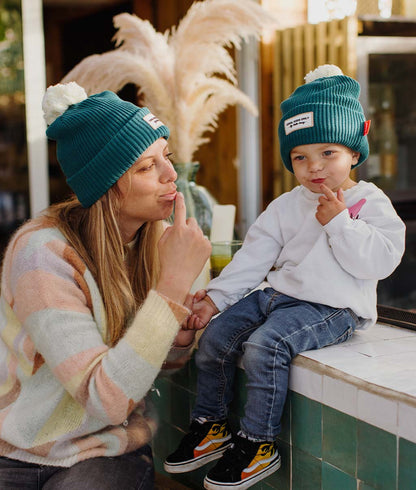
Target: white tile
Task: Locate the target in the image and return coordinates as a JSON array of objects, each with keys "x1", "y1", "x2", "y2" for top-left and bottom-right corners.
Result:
[
  {"x1": 345, "y1": 337, "x2": 416, "y2": 358},
  {"x1": 382, "y1": 351, "x2": 416, "y2": 370},
  {"x1": 357, "y1": 390, "x2": 398, "y2": 434},
  {"x1": 345, "y1": 329, "x2": 384, "y2": 345},
  {"x1": 398, "y1": 402, "x2": 416, "y2": 444},
  {"x1": 322, "y1": 376, "x2": 357, "y2": 417},
  {"x1": 291, "y1": 325, "x2": 416, "y2": 430},
  {"x1": 289, "y1": 364, "x2": 322, "y2": 403},
  {"x1": 372, "y1": 324, "x2": 416, "y2": 340},
  {"x1": 360, "y1": 370, "x2": 415, "y2": 396},
  {"x1": 300, "y1": 345, "x2": 364, "y2": 365},
  {"x1": 329, "y1": 355, "x2": 383, "y2": 380}
]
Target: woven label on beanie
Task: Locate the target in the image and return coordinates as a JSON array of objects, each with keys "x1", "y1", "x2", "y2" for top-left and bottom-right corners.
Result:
[
  {"x1": 284, "y1": 111, "x2": 314, "y2": 135},
  {"x1": 143, "y1": 113, "x2": 165, "y2": 130}
]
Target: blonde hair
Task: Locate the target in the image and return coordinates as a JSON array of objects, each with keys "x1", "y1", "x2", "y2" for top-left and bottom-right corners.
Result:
[{"x1": 45, "y1": 186, "x2": 163, "y2": 346}]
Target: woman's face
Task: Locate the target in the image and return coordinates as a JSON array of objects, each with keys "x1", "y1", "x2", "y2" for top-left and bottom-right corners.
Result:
[{"x1": 116, "y1": 137, "x2": 177, "y2": 242}]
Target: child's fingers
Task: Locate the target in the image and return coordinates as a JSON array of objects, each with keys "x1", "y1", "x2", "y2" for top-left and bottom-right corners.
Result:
[
  {"x1": 187, "y1": 314, "x2": 204, "y2": 330},
  {"x1": 319, "y1": 184, "x2": 335, "y2": 200},
  {"x1": 193, "y1": 289, "x2": 207, "y2": 303}
]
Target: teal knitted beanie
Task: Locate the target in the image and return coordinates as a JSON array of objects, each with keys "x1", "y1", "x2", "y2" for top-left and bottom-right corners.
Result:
[
  {"x1": 278, "y1": 65, "x2": 369, "y2": 173},
  {"x1": 42, "y1": 82, "x2": 170, "y2": 207}
]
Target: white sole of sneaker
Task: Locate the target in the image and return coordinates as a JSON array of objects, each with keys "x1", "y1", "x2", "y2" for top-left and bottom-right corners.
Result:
[
  {"x1": 203, "y1": 454, "x2": 281, "y2": 489},
  {"x1": 164, "y1": 442, "x2": 233, "y2": 474}
]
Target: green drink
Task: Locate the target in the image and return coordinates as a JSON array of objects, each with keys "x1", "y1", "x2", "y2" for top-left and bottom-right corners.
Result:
[{"x1": 210, "y1": 240, "x2": 242, "y2": 280}]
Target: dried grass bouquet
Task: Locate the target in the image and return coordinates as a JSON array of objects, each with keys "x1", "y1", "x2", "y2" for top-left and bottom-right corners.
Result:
[{"x1": 61, "y1": 0, "x2": 275, "y2": 163}]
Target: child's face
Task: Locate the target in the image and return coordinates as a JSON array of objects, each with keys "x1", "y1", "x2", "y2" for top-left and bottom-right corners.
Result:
[{"x1": 290, "y1": 143, "x2": 359, "y2": 193}]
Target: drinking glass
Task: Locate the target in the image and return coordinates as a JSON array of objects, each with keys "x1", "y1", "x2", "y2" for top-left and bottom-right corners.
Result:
[{"x1": 210, "y1": 240, "x2": 243, "y2": 279}]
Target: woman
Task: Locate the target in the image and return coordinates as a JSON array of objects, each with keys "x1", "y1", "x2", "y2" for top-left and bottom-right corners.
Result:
[{"x1": 0, "y1": 82, "x2": 211, "y2": 489}]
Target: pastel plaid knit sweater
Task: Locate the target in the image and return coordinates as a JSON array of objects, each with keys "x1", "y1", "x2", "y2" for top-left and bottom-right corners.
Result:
[{"x1": 0, "y1": 219, "x2": 191, "y2": 467}]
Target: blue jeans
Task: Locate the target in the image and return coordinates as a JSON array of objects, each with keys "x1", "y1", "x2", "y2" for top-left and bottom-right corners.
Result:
[
  {"x1": 0, "y1": 445, "x2": 154, "y2": 489},
  {"x1": 192, "y1": 288, "x2": 360, "y2": 441}
]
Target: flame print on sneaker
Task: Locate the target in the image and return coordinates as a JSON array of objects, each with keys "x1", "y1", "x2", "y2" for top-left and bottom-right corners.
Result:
[
  {"x1": 194, "y1": 421, "x2": 231, "y2": 458},
  {"x1": 240, "y1": 442, "x2": 278, "y2": 480}
]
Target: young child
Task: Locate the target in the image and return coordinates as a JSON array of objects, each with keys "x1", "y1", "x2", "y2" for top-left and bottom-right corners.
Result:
[{"x1": 164, "y1": 65, "x2": 406, "y2": 490}]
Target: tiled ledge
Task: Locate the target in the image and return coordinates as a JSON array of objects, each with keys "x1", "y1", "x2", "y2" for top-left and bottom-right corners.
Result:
[
  {"x1": 288, "y1": 323, "x2": 416, "y2": 443},
  {"x1": 152, "y1": 321, "x2": 416, "y2": 489}
]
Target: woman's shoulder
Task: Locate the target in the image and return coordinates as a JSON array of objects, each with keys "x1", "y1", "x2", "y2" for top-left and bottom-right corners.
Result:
[
  {"x1": 1, "y1": 218, "x2": 71, "y2": 298},
  {"x1": 7, "y1": 217, "x2": 65, "y2": 254},
  {"x1": 2, "y1": 218, "x2": 71, "y2": 278}
]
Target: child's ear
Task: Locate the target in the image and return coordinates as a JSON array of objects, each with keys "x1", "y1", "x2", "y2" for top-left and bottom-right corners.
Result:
[{"x1": 352, "y1": 151, "x2": 360, "y2": 165}]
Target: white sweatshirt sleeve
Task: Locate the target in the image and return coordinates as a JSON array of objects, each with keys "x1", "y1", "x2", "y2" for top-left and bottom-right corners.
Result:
[
  {"x1": 208, "y1": 201, "x2": 284, "y2": 311},
  {"x1": 323, "y1": 189, "x2": 405, "y2": 280}
]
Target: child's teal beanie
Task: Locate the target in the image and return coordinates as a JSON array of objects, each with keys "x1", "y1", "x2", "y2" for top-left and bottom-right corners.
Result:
[
  {"x1": 278, "y1": 65, "x2": 369, "y2": 173},
  {"x1": 42, "y1": 82, "x2": 170, "y2": 207}
]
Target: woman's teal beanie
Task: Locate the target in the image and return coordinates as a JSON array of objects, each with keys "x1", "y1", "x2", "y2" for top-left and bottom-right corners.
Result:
[
  {"x1": 278, "y1": 65, "x2": 369, "y2": 173},
  {"x1": 42, "y1": 82, "x2": 170, "y2": 207}
]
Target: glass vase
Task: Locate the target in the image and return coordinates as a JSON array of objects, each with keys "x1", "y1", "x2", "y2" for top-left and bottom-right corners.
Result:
[{"x1": 173, "y1": 162, "x2": 217, "y2": 238}]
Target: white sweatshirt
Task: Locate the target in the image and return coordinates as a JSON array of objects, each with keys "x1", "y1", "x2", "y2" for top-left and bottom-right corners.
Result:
[{"x1": 208, "y1": 181, "x2": 405, "y2": 329}]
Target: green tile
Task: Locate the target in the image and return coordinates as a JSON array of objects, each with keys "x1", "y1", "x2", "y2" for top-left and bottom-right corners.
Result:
[
  {"x1": 358, "y1": 482, "x2": 376, "y2": 489},
  {"x1": 170, "y1": 384, "x2": 193, "y2": 430},
  {"x1": 292, "y1": 447, "x2": 322, "y2": 490},
  {"x1": 291, "y1": 392, "x2": 322, "y2": 458},
  {"x1": 187, "y1": 353, "x2": 199, "y2": 394},
  {"x1": 277, "y1": 393, "x2": 291, "y2": 445},
  {"x1": 169, "y1": 358, "x2": 191, "y2": 387},
  {"x1": 152, "y1": 377, "x2": 172, "y2": 424},
  {"x1": 322, "y1": 404, "x2": 357, "y2": 476},
  {"x1": 322, "y1": 462, "x2": 357, "y2": 490},
  {"x1": 152, "y1": 422, "x2": 184, "y2": 462},
  {"x1": 398, "y1": 437, "x2": 416, "y2": 489},
  {"x1": 260, "y1": 440, "x2": 290, "y2": 490},
  {"x1": 152, "y1": 379, "x2": 192, "y2": 430},
  {"x1": 357, "y1": 420, "x2": 397, "y2": 490}
]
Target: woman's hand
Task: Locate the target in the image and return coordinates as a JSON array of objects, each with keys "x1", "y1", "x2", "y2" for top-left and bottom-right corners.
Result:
[
  {"x1": 173, "y1": 294, "x2": 196, "y2": 346},
  {"x1": 156, "y1": 192, "x2": 211, "y2": 305}
]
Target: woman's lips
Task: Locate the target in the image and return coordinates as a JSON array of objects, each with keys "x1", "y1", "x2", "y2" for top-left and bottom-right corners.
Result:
[
  {"x1": 311, "y1": 178, "x2": 325, "y2": 184},
  {"x1": 160, "y1": 191, "x2": 177, "y2": 201}
]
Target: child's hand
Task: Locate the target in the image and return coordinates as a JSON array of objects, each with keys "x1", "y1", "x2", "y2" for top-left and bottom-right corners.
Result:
[
  {"x1": 316, "y1": 184, "x2": 347, "y2": 225},
  {"x1": 184, "y1": 290, "x2": 219, "y2": 330}
]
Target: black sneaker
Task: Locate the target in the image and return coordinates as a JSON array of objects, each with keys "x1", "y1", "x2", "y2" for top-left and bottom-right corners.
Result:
[
  {"x1": 164, "y1": 419, "x2": 233, "y2": 473},
  {"x1": 203, "y1": 434, "x2": 281, "y2": 489}
]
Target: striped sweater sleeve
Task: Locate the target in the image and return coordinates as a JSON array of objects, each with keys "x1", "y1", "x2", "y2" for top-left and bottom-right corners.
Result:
[{"x1": 2, "y1": 224, "x2": 189, "y2": 426}]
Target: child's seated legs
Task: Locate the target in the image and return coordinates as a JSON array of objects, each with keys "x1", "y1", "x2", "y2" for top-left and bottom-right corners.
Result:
[
  {"x1": 165, "y1": 289, "x2": 265, "y2": 475},
  {"x1": 239, "y1": 293, "x2": 358, "y2": 440},
  {"x1": 165, "y1": 289, "x2": 359, "y2": 489},
  {"x1": 192, "y1": 289, "x2": 266, "y2": 422}
]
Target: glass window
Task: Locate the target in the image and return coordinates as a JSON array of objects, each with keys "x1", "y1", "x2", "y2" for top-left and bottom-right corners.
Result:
[
  {"x1": 0, "y1": 0, "x2": 29, "y2": 255},
  {"x1": 357, "y1": 36, "x2": 416, "y2": 330}
]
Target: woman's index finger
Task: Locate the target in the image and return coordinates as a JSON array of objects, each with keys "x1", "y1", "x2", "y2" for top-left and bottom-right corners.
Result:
[{"x1": 173, "y1": 192, "x2": 186, "y2": 226}]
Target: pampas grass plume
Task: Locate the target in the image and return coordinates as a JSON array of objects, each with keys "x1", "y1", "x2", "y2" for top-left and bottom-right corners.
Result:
[{"x1": 61, "y1": 0, "x2": 277, "y2": 162}]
